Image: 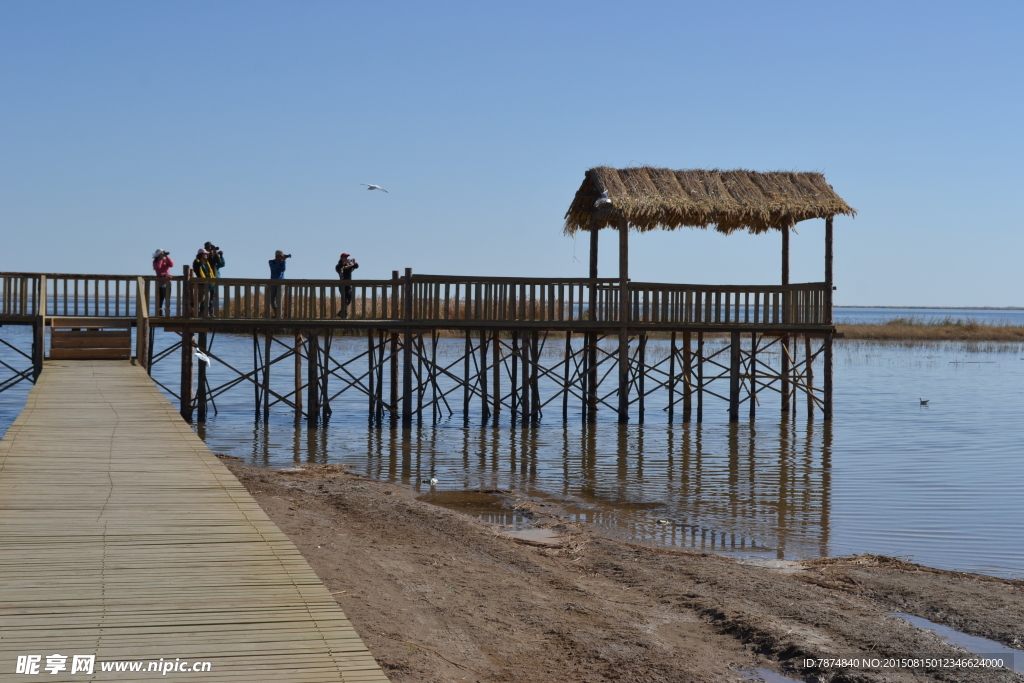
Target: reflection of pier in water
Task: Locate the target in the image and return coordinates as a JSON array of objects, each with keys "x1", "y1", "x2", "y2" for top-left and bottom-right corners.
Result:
[{"x1": 236, "y1": 418, "x2": 833, "y2": 561}]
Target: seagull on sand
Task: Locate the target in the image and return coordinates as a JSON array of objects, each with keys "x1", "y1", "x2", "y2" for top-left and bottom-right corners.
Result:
[
  {"x1": 360, "y1": 183, "x2": 389, "y2": 193},
  {"x1": 594, "y1": 190, "x2": 611, "y2": 208}
]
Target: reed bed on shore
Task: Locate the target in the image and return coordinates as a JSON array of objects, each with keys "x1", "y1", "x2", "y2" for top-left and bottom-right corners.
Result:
[{"x1": 838, "y1": 316, "x2": 1024, "y2": 342}]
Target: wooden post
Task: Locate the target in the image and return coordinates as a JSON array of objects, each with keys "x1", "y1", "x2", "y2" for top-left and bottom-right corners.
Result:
[
  {"x1": 728, "y1": 331, "x2": 740, "y2": 422},
  {"x1": 637, "y1": 333, "x2": 646, "y2": 423},
  {"x1": 824, "y1": 215, "x2": 834, "y2": 420},
  {"x1": 479, "y1": 329, "x2": 489, "y2": 421},
  {"x1": 530, "y1": 331, "x2": 540, "y2": 423},
  {"x1": 32, "y1": 315, "x2": 44, "y2": 380},
  {"x1": 668, "y1": 331, "x2": 676, "y2": 422},
  {"x1": 180, "y1": 329, "x2": 193, "y2": 421},
  {"x1": 511, "y1": 331, "x2": 519, "y2": 421},
  {"x1": 617, "y1": 218, "x2": 630, "y2": 423},
  {"x1": 563, "y1": 331, "x2": 571, "y2": 421},
  {"x1": 587, "y1": 225, "x2": 599, "y2": 420},
  {"x1": 402, "y1": 268, "x2": 413, "y2": 427},
  {"x1": 253, "y1": 332, "x2": 260, "y2": 418},
  {"x1": 295, "y1": 332, "x2": 304, "y2": 419},
  {"x1": 805, "y1": 334, "x2": 814, "y2": 418},
  {"x1": 263, "y1": 330, "x2": 271, "y2": 422},
  {"x1": 696, "y1": 332, "x2": 704, "y2": 423},
  {"x1": 367, "y1": 329, "x2": 375, "y2": 420},
  {"x1": 464, "y1": 330, "x2": 472, "y2": 421},
  {"x1": 196, "y1": 332, "x2": 208, "y2": 422},
  {"x1": 749, "y1": 333, "x2": 758, "y2": 420},
  {"x1": 520, "y1": 332, "x2": 530, "y2": 422},
  {"x1": 781, "y1": 224, "x2": 791, "y2": 414},
  {"x1": 135, "y1": 277, "x2": 149, "y2": 370},
  {"x1": 492, "y1": 330, "x2": 501, "y2": 419},
  {"x1": 378, "y1": 330, "x2": 387, "y2": 422},
  {"x1": 682, "y1": 331, "x2": 692, "y2": 422},
  {"x1": 308, "y1": 332, "x2": 321, "y2": 427},
  {"x1": 181, "y1": 265, "x2": 191, "y2": 318}
]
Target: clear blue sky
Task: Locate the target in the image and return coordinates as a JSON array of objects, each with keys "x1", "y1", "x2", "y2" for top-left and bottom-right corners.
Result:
[{"x1": 1, "y1": 1, "x2": 1021, "y2": 305}]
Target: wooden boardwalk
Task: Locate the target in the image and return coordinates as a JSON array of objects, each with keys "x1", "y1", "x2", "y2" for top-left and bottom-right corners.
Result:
[{"x1": 0, "y1": 361, "x2": 389, "y2": 681}]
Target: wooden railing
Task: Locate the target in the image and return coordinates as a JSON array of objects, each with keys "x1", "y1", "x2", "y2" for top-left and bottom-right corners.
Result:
[
  {"x1": 1, "y1": 272, "x2": 832, "y2": 327},
  {"x1": 628, "y1": 282, "x2": 831, "y2": 325}
]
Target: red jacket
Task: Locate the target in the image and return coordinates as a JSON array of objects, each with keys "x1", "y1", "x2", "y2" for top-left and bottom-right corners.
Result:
[{"x1": 152, "y1": 256, "x2": 174, "y2": 279}]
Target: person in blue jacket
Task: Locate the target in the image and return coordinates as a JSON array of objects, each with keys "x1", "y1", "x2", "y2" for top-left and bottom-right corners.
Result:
[{"x1": 268, "y1": 250, "x2": 289, "y2": 315}]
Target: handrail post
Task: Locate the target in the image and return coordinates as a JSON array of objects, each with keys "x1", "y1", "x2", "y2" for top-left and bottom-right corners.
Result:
[
  {"x1": 32, "y1": 275, "x2": 46, "y2": 380},
  {"x1": 181, "y1": 265, "x2": 192, "y2": 318},
  {"x1": 402, "y1": 268, "x2": 413, "y2": 427},
  {"x1": 135, "y1": 277, "x2": 149, "y2": 369}
]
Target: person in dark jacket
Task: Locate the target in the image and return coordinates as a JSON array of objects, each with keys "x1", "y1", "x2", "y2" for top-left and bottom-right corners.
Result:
[
  {"x1": 191, "y1": 249, "x2": 216, "y2": 317},
  {"x1": 202, "y1": 242, "x2": 224, "y2": 315},
  {"x1": 334, "y1": 253, "x2": 359, "y2": 318},
  {"x1": 268, "y1": 250, "x2": 289, "y2": 315}
]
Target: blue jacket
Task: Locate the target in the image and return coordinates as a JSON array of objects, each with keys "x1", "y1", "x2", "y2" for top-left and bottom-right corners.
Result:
[{"x1": 269, "y1": 259, "x2": 286, "y2": 279}]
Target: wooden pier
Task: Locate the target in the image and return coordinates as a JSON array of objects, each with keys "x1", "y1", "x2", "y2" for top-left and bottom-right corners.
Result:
[
  {"x1": 0, "y1": 360, "x2": 389, "y2": 681},
  {"x1": 0, "y1": 167, "x2": 854, "y2": 427}
]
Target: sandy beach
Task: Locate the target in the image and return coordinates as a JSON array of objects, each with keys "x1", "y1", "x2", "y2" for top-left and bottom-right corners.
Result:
[{"x1": 220, "y1": 456, "x2": 1024, "y2": 682}]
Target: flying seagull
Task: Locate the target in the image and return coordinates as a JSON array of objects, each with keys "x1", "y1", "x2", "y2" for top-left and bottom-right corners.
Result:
[
  {"x1": 594, "y1": 190, "x2": 611, "y2": 208},
  {"x1": 360, "y1": 183, "x2": 389, "y2": 193}
]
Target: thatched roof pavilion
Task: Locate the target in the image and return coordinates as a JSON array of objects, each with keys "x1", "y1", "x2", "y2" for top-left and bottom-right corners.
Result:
[{"x1": 564, "y1": 166, "x2": 855, "y2": 234}]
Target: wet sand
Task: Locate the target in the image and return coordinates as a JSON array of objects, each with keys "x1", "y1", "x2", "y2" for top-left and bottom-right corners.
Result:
[{"x1": 220, "y1": 457, "x2": 1024, "y2": 682}]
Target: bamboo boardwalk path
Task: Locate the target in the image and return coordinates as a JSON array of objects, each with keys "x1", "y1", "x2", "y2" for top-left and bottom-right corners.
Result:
[{"x1": 0, "y1": 360, "x2": 389, "y2": 682}]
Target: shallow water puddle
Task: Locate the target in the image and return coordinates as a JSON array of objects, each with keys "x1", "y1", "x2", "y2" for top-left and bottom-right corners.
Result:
[
  {"x1": 502, "y1": 527, "x2": 562, "y2": 546},
  {"x1": 417, "y1": 490, "x2": 531, "y2": 528},
  {"x1": 894, "y1": 612, "x2": 1023, "y2": 673}
]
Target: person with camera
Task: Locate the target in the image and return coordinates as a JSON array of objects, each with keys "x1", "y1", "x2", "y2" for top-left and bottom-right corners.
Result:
[
  {"x1": 334, "y1": 253, "x2": 359, "y2": 318},
  {"x1": 268, "y1": 250, "x2": 290, "y2": 315},
  {"x1": 202, "y1": 242, "x2": 224, "y2": 314},
  {"x1": 191, "y1": 249, "x2": 217, "y2": 317},
  {"x1": 151, "y1": 249, "x2": 174, "y2": 316}
]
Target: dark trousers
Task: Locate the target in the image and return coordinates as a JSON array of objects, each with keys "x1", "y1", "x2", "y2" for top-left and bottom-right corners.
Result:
[{"x1": 156, "y1": 280, "x2": 170, "y2": 315}]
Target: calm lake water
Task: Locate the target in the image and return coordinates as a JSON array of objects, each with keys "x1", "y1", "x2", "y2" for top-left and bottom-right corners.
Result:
[{"x1": 1, "y1": 310, "x2": 1022, "y2": 579}]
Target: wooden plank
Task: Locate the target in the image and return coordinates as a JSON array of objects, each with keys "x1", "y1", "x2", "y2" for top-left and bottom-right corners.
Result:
[
  {"x1": 51, "y1": 336, "x2": 132, "y2": 349},
  {"x1": 49, "y1": 348, "x2": 132, "y2": 360}
]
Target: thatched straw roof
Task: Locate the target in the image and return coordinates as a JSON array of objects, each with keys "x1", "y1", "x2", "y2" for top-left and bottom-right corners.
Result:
[{"x1": 564, "y1": 166, "x2": 855, "y2": 235}]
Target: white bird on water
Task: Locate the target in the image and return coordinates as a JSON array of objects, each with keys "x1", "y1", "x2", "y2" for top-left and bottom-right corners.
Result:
[
  {"x1": 594, "y1": 190, "x2": 611, "y2": 208},
  {"x1": 920, "y1": 398, "x2": 929, "y2": 406},
  {"x1": 360, "y1": 183, "x2": 389, "y2": 193}
]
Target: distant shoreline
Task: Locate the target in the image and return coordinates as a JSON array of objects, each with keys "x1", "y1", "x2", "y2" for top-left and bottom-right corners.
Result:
[{"x1": 837, "y1": 305, "x2": 1024, "y2": 310}]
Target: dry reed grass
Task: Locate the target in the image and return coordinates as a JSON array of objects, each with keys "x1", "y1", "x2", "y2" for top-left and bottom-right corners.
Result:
[{"x1": 838, "y1": 316, "x2": 1024, "y2": 342}]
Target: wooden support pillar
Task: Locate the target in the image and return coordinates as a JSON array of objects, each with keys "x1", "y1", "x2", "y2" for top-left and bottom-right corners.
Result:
[
  {"x1": 402, "y1": 268, "x2": 413, "y2": 427},
  {"x1": 253, "y1": 332, "x2": 260, "y2": 418},
  {"x1": 682, "y1": 331, "x2": 692, "y2": 422},
  {"x1": 492, "y1": 330, "x2": 501, "y2": 419},
  {"x1": 196, "y1": 332, "x2": 208, "y2": 422},
  {"x1": 728, "y1": 331, "x2": 741, "y2": 422},
  {"x1": 147, "y1": 326, "x2": 155, "y2": 377},
  {"x1": 262, "y1": 330, "x2": 271, "y2": 423},
  {"x1": 511, "y1": 331, "x2": 519, "y2": 421},
  {"x1": 530, "y1": 331, "x2": 540, "y2": 423},
  {"x1": 637, "y1": 333, "x2": 646, "y2": 423},
  {"x1": 617, "y1": 218, "x2": 630, "y2": 423},
  {"x1": 781, "y1": 223, "x2": 791, "y2": 414},
  {"x1": 824, "y1": 215, "x2": 834, "y2": 420},
  {"x1": 563, "y1": 331, "x2": 571, "y2": 421},
  {"x1": 378, "y1": 330, "x2": 387, "y2": 422},
  {"x1": 805, "y1": 334, "x2": 814, "y2": 418},
  {"x1": 367, "y1": 329, "x2": 376, "y2": 421},
  {"x1": 520, "y1": 332, "x2": 530, "y2": 422},
  {"x1": 180, "y1": 329, "x2": 193, "y2": 422},
  {"x1": 668, "y1": 332, "x2": 676, "y2": 422},
  {"x1": 464, "y1": 330, "x2": 472, "y2": 421},
  {"x1": 823, "y1": 334, "x2": 834, "y2": 420},
  {"x1": 479, "y1": 329, "x2": 489, "y2": 421},
  {"x1": 308, "y1": 332, "x2": 321, "y2": 427},
  {"x1": 295, "y1": 332, "x2": 304, "y2": 419},
  {"x1": 749, "y1": 333, "x2": 758, "y2": 420},
  {"x1": 696, "y1": 332, "x2": 704, "y2": 423}
]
